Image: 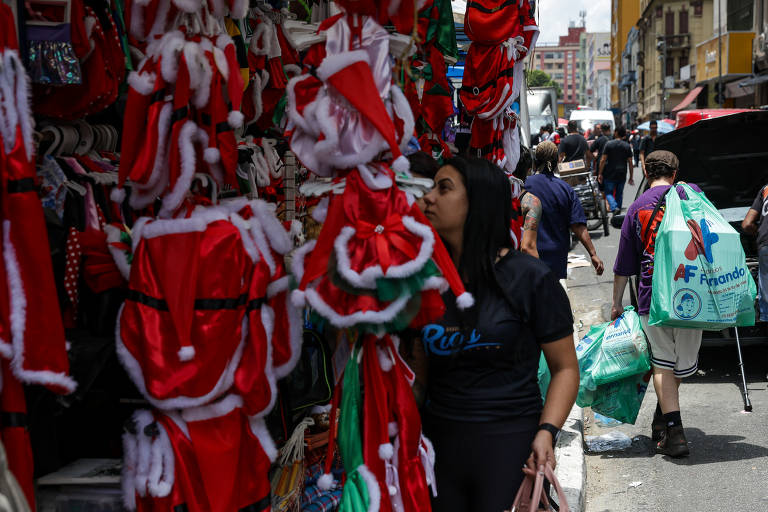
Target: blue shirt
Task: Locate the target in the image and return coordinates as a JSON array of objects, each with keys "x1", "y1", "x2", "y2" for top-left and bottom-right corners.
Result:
[{"x1": 525, "y1": 172, "x2": 587, "y2": 279}]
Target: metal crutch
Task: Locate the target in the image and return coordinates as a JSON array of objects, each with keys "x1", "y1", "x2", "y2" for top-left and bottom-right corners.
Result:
[{"x1": 734, "y1": 327, "x2": 753, "y2": 412}]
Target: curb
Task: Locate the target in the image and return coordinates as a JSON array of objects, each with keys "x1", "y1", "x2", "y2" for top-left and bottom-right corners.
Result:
[{"x1": 555, "y1": 403, "x2": 586, "y2": 511}]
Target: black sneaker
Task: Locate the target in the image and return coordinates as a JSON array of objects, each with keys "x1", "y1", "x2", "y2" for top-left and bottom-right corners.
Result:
[
  {"x1": 651, "y1": 410, "x2": 665, "y2": 442},
  {"x1": 656, "y1": 425, "x2": 690, "y2": 458}
]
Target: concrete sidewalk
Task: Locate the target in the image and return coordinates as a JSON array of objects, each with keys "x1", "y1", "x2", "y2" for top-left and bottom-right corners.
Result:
[{"x1": 554, "y1": 403, "x2": 586, "y2": 511}]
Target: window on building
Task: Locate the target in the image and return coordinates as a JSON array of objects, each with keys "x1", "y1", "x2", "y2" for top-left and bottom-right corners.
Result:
[
  {"x1": 556, "y1": 63, "x2": 563, "y2": 69},
  {"x1": 665, "y1": 10, "x2": 674, "y2": 35},
  {"x1": 692, "y1": 1, "x2": 703, "y2": 16},
  {"x1": 655, "y1": 5, "x2": 663, "y2": 18},
  {"x1": 727, "y1": 0, "x2": 753, "y2": 30},
  {"x1": 666, "y1": 57, "x2": 674, "y2": 77},
  {"x1": 545, "y1": 63, "x2": 554, "y2": 69},
  {"x1": 554, "y1": 73, "x2": 564, "y2": 80},
  {"x1": 679, "y1": 9, "x2": 689, "y2": 33},
  {"x1": 567, "y1": 63, "x2": 573, "y2": 71},
  {"x1": 680, "y1": 54, "x2": 689, "y2": 68},
  {"x1": 544, "y1": 53, "x2": 554, "y2": 59}
]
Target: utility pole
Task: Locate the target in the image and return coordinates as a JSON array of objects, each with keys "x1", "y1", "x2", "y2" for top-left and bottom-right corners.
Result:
[
  {"x1": 717, "y1": 0, "x2": 724, "y2": 107},
  {"x1": 658, "y1": 39, "x2": 667, "y2": 117}
]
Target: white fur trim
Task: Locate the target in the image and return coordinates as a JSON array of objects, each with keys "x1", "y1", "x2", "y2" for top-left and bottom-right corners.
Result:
[
  {"x1": 212, "y1": 47, "x2": 228, "y2": 80},
  {"x1": 110, "y1": 187, "x2": 126, "y2": 204},
  {"x1": 290, "y1": 289, "x2": 306, "y2": 308},
  {"x1": 129, "y1": 218, "x2": 151, "y2": 253},
  {"x1": 248, "y1": 216, "x2": 276, "y2": 274},
  {"x1": 140, "y1": 216, "x2": 208, "y2": 239},
  {"x1": 127, "y1": 71, "x2": 156, "y2": 95},
  {"x1": 283, "y1": 64, "x2": 302, "y2": 78},
  {"x1": 272, "y1": 281, "x2": 303, "y2": 379},
  {"x1": 177, "y1": 345, "x2": 195, "y2": 361},
  {"x1": 160, "y1": 32, "x2": 186, "y2": 83},
  {"x1": 104, "y1": 225, "x2": 131, "y2": 281},
  {"x1": 357, "y1": 164, "x2": 393, "y2": 190},
  {"x1": 131, "y1": 410, "x2": 154, "y2": 499},
  {"x1": 311, "y1": 197, "x2": 329, "y2": 223},
  {"x1": 204, "y1": 147, "x2": 221, "y2": 164},
  {"x1": 147, "y1": 0, "x2": 171, "y2": 38},
  {"x1": 171, "y1": 0, "x2": 200, "y2": 13},
  {"x1": 228, "y1": 110, "x2": 244, "y2": 128},
  {"x1": 422, "y1": 276, "x2": 449, "y2": 293},
  {"x1": 333, "y1": 215, "x2": 435, "y2": 289},
  {"x1": 254, "y1": 304, "x2": 279, "y2": 417},
  {"x1": 266, "y1": 275, "x2": 290, "y2": 298},
  {"x1": 317, "y1": 473, "x2": 335, "y2": 491},
  {"x1": 3, "y1": 221, "x2": 77, "y2": 393},
  {"x1": 388, "y1": 422, "x2": 399, "y2": 437},
  {"x1": 377, "y1": 344, "x2": 393, "y2": 372},
  {"x1": 304, "y1": 288, "x2": 410, "y2": 329},
  {"x1": 160, "y1": 121, "x2": 198, "y2": 217},
  {"x1": 215, "y1": 33, "x2": 234, "y2": 51},
  {"x1": 356, "y1": 464, "x2": 381, "y2": 512},
  {"x1": 181, "y1": 394, "x2": 243, "y2": 422},
  {"x1": 146, "y1": 422, "x2": 174, "y2": 497},
  {"x1": 130, "y1": 102, "x2": 173, "y2": 209},
  {"x1": 252, "y1": 200, "x2": 292, "y2": 254},
  {"x1": 122, "y1": 430, "x2": 138, "y2": 509},
  {"x1": 4, "y1": 52, "x2": 34, "y2": 159},
  {"x1": 248, "y1": 416, "x2": 278, "y2": 462},
  {"x1": 230, "y1": 213, "x2": 260, "y2": 263},
  {"x1": 420, "y1": 435, "x2": 438, "y2": 497},
  {"x1": 316, "y1": 50, "x2": 369, "y2": 82},
  {"x1": 391, "y1": 155, "x2": 409, "y2": 174},
  {"x1": 391, "y1": 85, "x2": 414, "y2": 150},
  {"x1": 290, "y1": 240, "x2": 315, "y2": 283},
  {"x1": 378, "y1": 443, "x2": 394, "y2": 461},
  {"x1": 456, "y1": 292, "x2": 475, "y2": 310},
  {"x1": 115, "y1": 305, "x2": 247, "y2": 409},
  {"x1": 230, "y1": 0, "x2": 248, "y2": 19}
]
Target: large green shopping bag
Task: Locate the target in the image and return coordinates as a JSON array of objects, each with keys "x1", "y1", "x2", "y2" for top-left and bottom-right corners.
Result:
[
  {"x1": 574, "y1": 307, "x2": 650, "y2": 407},
  {"x1": 650, "y1": 184, "x2": 757, "y2": 329}
]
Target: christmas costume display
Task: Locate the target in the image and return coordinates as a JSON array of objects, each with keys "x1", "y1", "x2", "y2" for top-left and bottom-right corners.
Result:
[{"x1": 459, "y1": 0, "x2": 538, "y2": 172}]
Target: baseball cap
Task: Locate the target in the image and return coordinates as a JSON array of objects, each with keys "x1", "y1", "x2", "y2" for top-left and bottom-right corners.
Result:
[{"x1": 645, "y1": 150, "x2": 679, "y2": 170}]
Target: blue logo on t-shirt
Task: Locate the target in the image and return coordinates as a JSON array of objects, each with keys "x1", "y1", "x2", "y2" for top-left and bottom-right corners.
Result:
[{"x1": 421, "y1": 324, "x2": 502, "y2": 356}]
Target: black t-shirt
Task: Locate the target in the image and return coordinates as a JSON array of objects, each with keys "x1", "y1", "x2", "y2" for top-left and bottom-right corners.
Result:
[
  {"x1": 422, "y1": 251, "x2": 574, "y2": 422},
  {"x1": 639, "y1": 135, "x2": 656, "y2": 156},
  {"x1": 593, "y1": 135, "x2": 609, "y2": 163},
  {"x1": 559, "y1": 133, "x2": 588, "y2": 162},
  {"x1": 750, "y1": 186, "x2": 768, "y2": 248},
  {"x1": 601, "y1": 139, "x2": 632, "y2": 181}
]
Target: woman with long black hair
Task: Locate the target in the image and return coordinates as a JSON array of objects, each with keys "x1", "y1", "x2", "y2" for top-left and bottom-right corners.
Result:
[{"x1": 420, "y1": 156, "x2": 579, "y2": 512}]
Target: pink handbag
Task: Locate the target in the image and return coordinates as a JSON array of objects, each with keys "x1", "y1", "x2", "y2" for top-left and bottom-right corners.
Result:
[{"x1": 508, "y1": 463, "x2": 570, "y2": 512}]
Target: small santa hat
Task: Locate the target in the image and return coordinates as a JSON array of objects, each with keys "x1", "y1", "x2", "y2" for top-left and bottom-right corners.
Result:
[
  {"x1": 316, "y1": 50, "x2": 410, "y2": 173},
  {"x1": 317, "y1": 376, "x2": 342, "y2": 491}
]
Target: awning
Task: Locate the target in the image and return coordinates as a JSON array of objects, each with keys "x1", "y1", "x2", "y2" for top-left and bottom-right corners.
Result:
[
  {"x1": 671, "y1": 86, "x2": 704, "y2": 112},
  {"x1": 738, "y1": 74, "x2": 768, "y2": 87},
  {"x1": 726, "y1": 80, "x2": 753, "y2": 98}
]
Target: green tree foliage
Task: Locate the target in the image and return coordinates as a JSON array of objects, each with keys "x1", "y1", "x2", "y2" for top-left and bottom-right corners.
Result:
[{"x1": 526, "y1": 70, "x2": 562, "y2": 98}]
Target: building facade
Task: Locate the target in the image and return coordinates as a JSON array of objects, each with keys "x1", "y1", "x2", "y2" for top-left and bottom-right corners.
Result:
[
  {"x1": 532, "y1": 25, "x2": 585, "y2": 115},
  {"x1": 587, "y1": 32, "x2": 612, "y2": 109},
  {"x1": 636, "y1": 0, "x2": 714, "y2": 119},
  {"x1": 620, "y1": 27, "x2": 641, "y2": 126},
  {"x1": 611, "y1": 0, "x2": 641, "y2": 108}
]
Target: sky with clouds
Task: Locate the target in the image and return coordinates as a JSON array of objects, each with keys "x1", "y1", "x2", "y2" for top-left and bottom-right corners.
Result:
[{"x1": 451, "y1": 0, "x2": 612, "y2": 43}]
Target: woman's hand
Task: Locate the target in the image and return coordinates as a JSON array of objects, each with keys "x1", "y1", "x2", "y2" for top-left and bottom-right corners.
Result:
[{"x1": 526, "y1": 430, "x2": 556, "y2": 471}]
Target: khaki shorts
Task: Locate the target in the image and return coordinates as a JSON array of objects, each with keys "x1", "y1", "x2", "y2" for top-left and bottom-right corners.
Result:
[{"x1": 640, "y1": 316, "x2": 703, "y2": 378}]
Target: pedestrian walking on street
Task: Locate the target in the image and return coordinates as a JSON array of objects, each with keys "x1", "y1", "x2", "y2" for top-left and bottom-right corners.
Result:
[
  {"x1": 525, "y1": 141, "x2": 605, "y2": 281},
  {"x1": 611, "y1": 150, "x2": 704, "y2": 458},
  {"x1": 420, "y1": 156, "x2": 579, "y2": 512},
  {"x1": 740, "y1": 185, "x2": 768, "y2": 321},
  {"x1": 511, "y1": 145, "x2": 542, "y2": 259},
  {"x1": 639, "y1": 120, "x2": 659, "y2": 173},
  {"x1": 630, "y1": 129, "x2": 641, "y2": 167},
  {"x1": 598, "y1": 126, "x2": 634, "y2": 215},
  {"x1": 559, "y1": 120, "x2": 594, "y2": 168}
]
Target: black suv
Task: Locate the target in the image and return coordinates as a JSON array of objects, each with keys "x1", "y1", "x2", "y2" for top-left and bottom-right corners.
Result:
[{"x1": 623, "y1": 111, "x2": 768, "y2": 340}]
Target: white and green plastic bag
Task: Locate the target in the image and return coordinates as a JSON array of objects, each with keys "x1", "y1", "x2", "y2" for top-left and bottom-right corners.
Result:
[{"x1": 650, "y1": 183, "x2": 757, "y2": 329}]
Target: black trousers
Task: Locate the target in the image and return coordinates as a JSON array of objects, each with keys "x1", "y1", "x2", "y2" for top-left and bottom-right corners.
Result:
[{"x1": 423, "y1": 414, "x2": 539, "y2": 512}]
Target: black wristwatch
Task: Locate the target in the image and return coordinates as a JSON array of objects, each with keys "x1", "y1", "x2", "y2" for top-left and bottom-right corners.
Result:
[{"x1": 538, "y1": 423, "x2": 561, "y2": 447}]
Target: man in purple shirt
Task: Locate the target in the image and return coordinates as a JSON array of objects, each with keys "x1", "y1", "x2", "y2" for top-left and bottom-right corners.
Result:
[{"x1": 611, "y1": 150, "x2": 703, "y2": 459}]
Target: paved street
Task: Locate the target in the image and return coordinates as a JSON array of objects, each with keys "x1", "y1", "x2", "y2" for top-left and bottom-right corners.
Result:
[{"x1": 565, "y1": 173, "x2": 768, "y2": 511}]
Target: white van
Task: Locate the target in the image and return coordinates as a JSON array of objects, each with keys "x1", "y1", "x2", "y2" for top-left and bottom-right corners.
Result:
[{"x1": 569, "y1": 109, "x2": 615, "y2": 135}]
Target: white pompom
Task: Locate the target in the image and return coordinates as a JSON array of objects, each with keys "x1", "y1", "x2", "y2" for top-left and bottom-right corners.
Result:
[
  {"x1": 456, "y1": 292, "x2": 475, "y2": 310},
  {"x1": 291, "y1": 289, "x2": 306, "y2": 308},
  {"x1": 378, "y1": 443, "x2": 394, "y2": 461},
  {"x1": 111, "y1": 187, "x2": 126, "y2": 204},
  {"x1": 388, "y1": 485, "x2": 398, "y2": 496},
  {"x1": 228, "y1": 110, "x2": 245, "y2": 128},
  {"x1": 392, "y1": 155, "x2": 410, "y2": 174},
  {"x1": 317, "y1": 473, "x2": 335, "y2": 491},
  {"x1": 204, "y1": 147, "x2": 221, "y2": 164},
  {"x1": 177, "y1": 346, "x2": 196, "y2": 361}
]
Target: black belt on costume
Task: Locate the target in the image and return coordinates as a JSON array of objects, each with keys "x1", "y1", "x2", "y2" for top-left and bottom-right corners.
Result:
[
  {"x1": 126, "y1": 289, "x2": 254, "y2": 311},
  {"x1": 467, "y1": 0, "x2": 516, "y2": 14},
  {"x1": 461, "y1": 68, "x2": 515, "y2": 95},
  {"x1": 239, "y1": 495, "x2": 271, "y2": 512},
  {"x1": 7, "y1": 178, "x2": 35, "y2": 194}
]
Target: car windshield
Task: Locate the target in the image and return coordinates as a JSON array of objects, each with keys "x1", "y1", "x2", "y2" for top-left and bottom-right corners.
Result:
[{"x1": 577, "y1": 119, "x2": 613, "y2": 132}]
